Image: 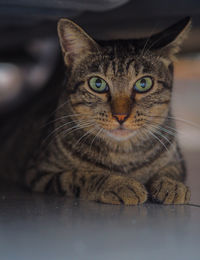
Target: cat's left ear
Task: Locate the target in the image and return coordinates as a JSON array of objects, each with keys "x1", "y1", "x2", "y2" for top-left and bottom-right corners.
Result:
[
  {"x1": 149, "y1": 17, "x2": 191, "y2": 60},
  {"x1": 57, "y1": 18, "x2": 100, "y2": 67}
]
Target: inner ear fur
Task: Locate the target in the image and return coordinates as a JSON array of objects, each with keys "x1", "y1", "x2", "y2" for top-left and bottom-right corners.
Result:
[
  {"x1": 145, "y1": 17, "x2": 192, "y2": 60},
  {"x1": 57, "y1": 18, "x2": 100, "y2": 67}
]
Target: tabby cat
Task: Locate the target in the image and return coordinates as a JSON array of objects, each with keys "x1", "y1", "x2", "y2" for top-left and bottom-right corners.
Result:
[{"x1": 0, "y1": 17, "x2": 191, "y2": 205}]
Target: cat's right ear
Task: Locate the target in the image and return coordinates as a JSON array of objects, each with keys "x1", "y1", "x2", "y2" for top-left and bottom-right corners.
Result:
[
  {"x1": 57, "y1": 18, "x2": 100, "y2": 67},
  {"x1": 148, "y1": 17, "x2": 191, "y2": 60}
]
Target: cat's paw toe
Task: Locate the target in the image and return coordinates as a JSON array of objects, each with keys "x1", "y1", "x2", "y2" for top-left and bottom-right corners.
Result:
[
  {"x1": 99, "y1": 176, "x2": 147, "y2": 205},
  {"x1": 149, "y1": 176, "x2": 190, "y2": 204}
]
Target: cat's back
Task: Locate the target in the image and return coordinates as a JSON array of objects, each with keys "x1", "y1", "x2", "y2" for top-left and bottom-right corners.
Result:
[
  {"x1": 0, "y1": 106, "x2": 45, "y2": 183},
  {"x1": 0, "y1": 81, "x2": 62, "y2": 183},
  {"x1": 0, "y1": 60, "x2": 65, "y2": 183}
]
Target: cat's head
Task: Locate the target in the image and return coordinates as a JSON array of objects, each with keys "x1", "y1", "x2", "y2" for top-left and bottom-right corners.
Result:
[{"x1": 57, "y1": 18, "x2": 191, "y2": 143}]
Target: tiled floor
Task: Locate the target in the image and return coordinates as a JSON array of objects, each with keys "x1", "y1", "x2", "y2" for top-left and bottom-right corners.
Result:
[{"x1": 0, "y1": 56, "x2": 200, "y2": 260}]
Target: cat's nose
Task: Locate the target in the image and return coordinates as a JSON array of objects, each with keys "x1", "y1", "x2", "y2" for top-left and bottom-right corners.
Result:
[{"x1": 113, "y1": 113, "x2": 128, "y2": 124}]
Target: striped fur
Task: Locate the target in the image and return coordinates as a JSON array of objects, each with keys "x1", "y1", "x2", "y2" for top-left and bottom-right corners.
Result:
[{"x1": 0, "y1": 18, "x2": 191, "y2": 205}]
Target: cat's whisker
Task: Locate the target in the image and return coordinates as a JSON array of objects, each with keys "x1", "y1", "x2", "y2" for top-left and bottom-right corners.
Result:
[
  {"x1": 144, "y1": 119, "x2": 177, "y2": 137},
  {"x1": 145, "y1": 120, "x2": 200, "y2": 147},
  {"x1": 59, "y1": 122, "x2": 95, "y2": 139},
  {"x1": 137, "y1": 114, "x2": 197, "y2": 149},
  {"x1": 73, "y1": 126, "x2": 98, "y2": 149},
  {"x1": 140, "y1": 126, "x2": 158, "y2": 150},
  {"x1": 53, "y1": 118, "x2": 95, "y2": 133},
  {"x1": 161, "y1": 124, "x2": 191, "y2": 138},
  {"x1": 144, "y1": 117, "x2": 195, "y2": 139},
  {"x1": 166, "y1": 116, "x2": 200, "y2": 129},
  {"x1": 40, "y1": 113, "x2": 95, "y2": 128},
  {"x1": 42, "y1": 119, "x2": 94, "y2": 145},
  {"x1": 89, "y1": 127, "x2": 104, "y2": 153},
  {"x1": 143, "y1": 113, "x2": 200, "y2": 129},
  {"x1": 155, "y1": 123, "x2": 178, "y2": 133},
  {"x1": 43, "y1": 121, "x2": 96, "y2": 151},
  {"x1": 79, "y1": 127, "x2": 99, "y2": 148},
  {"x1": 144, "y1": 119, "x2": 177, "y2": 149},
  {"x1": 130, "y1": 126, "x2": 146, "y2": 145},
  {"x1": 140, "y1": 126, "x2": 153, "y2": 143},
  {"x1": 143, "y1": 126, "x2": 169, "y2": 152},
  {"x1": 42, "y1": 120, "x2": 82, "y2": 144},
  {"x1": 50, "y1": 99, "x2": 72, "y2": 115},
  {"x1": 147, "y1": 124, "x2": 174, "y2": 147},
  {"x1": 46, "y1": 99, "x2": 72, "y2": 121}
]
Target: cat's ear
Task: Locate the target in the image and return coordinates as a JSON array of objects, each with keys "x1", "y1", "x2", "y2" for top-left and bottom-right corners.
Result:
[
  {"x1": 57, "y1": 18, "x2": 100, "y2": 67},
  {"x1": 148, "y1": 17, "x2": 191, "y2": 60}
]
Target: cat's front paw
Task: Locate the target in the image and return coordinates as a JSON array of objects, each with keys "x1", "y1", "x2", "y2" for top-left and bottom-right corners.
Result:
[
  {"x1": 149, "y1": 176, "x2": 190, "y2": 204},
  {"x1": 98, "y1": 176, "x2": 147, "y2": 205}
]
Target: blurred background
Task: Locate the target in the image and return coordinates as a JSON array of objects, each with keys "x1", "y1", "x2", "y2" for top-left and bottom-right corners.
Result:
[{"x1": 0, "y1": 0, "x2": 200, "y2": 203}]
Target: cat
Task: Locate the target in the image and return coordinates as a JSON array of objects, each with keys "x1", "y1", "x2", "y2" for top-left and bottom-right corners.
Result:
[{"x1": 0, "y1": 17, "x2": 191, "y2": 205}]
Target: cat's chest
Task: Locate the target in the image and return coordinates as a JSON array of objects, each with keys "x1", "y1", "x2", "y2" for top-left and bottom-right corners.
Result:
[{"x1": 50, "y1": 138, "x2": 171, "y2": 184}]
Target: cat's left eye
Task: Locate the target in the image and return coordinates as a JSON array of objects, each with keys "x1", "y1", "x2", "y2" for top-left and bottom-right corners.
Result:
[
  {"x1": 88, "y1": 77, "x2": 109, "y2": 93},
  {"x1": 134, "y1": 76, "x2": 153, "y2": 93}
]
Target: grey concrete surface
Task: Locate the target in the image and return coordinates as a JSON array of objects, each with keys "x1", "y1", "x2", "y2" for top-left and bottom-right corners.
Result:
[{"x1": 0, "y1": 179, "x2": 200, "y2": 260}]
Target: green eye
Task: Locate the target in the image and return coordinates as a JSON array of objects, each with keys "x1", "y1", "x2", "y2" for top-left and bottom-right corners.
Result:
[
  {"x1": 88, "y1": 77, "x2": 109, "y2": 93},
  {"x1": 134, "y1": 76, "x2": 153, "y2": 93}
]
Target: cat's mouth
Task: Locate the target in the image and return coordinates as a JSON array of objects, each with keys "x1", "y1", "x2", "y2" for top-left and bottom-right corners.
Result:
[{"x1": 105, "y1": 127, "x2": 137, "y2": 141}]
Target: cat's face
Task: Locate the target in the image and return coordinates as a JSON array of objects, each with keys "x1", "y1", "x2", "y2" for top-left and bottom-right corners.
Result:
[
  {"x1": 67, "y1": 48, "x2": 172, "y2": 141},
  {"x1": 57, "y1": 18, "x2": 190, "y2": 143}
]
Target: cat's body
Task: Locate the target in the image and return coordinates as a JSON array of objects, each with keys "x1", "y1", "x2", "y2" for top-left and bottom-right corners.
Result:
[{"x1": 0, "y1": 17, "x2": 191, "y2": 204}]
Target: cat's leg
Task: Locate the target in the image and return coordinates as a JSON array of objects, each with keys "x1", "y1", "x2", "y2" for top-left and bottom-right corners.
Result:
[
  {"x1": 147, "y1": 164, "x2": 190, "y2": 204},
  {"x1": 26, "y1": 169, "x2": 147, "y2": 205}
]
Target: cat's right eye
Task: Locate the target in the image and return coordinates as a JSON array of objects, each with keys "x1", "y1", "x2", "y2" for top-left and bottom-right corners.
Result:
[
  {"x1": 88, "y1": 77, "x2": 109, "y2": 93},
  {"x1": 134, "y1": 76, "x2": 153, "y2": 93}
]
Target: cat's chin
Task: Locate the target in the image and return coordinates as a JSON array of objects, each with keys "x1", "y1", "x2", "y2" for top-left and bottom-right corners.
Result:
[{"x1": 104, "y1": 128, "x2": 137, "y2": 141}]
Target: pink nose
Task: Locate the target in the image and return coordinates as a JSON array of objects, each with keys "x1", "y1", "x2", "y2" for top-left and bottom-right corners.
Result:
[{"x1": 113, "y1": 113, "x2": 128, "y2": 124}]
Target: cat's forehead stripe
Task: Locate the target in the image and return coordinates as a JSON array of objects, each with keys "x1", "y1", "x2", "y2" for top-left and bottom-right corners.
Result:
[
  {"x1": 104, "y1": 60, "x2": 114, "y2": 76},
  {"x1": 126, "y1": 58, "x2": 135, "y2": 73},
  {"x1": 102, "y1": 59, "x2": 111, "y2": 75},
  {"x1": 78, "y1": 43, "x2": 171, "y2": 83},
  {"x1": 112, "y1": 60, "x2": 117, "y2": 75}
]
